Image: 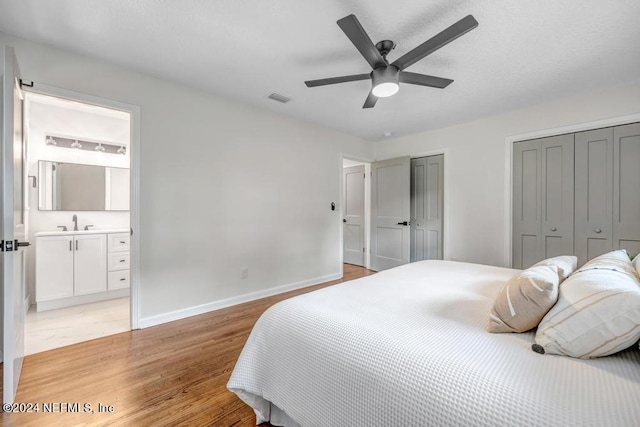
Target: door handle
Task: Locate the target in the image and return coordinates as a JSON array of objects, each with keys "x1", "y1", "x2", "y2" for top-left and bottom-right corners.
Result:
[
  {"x1": 551, "y1": 227, "x2": 557, "y2": 232},
  {"x1": 397, "y1": 221, "x2": 409, "y2": 226},
  {"x1": 343, "y1": 219, "x2": 347, "y2": 223},
  {"x1": 595, "y1": 228, "x2": 602, "y2": 234},
  {"x1": 14, "y1": 240, "x2": 31, "y2": 248}
]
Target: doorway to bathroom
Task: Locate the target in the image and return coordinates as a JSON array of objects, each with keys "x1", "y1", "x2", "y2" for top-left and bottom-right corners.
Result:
[{"x1": 22, "y1": 90, "x2": 135, "y2": 355}]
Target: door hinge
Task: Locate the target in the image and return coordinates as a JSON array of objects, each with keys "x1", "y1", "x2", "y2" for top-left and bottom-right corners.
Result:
[{"x1": 363, "y1": 247, "x2": 365, "y2": 253}]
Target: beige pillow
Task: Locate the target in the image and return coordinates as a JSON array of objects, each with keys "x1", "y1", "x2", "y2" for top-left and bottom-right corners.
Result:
[
  {"x1": 532, "y1": 255, "x2": 578, "y2": 282},
  {"x1": 488, "y1": 265, "x2": 560, "y2": 333},
  {"x1": 533, "y1": 250, "x2": 640, "y2": 358}
]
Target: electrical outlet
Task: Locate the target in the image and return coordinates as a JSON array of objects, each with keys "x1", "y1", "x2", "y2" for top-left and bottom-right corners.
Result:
[{"x1": 240, "y1": 267, "x2": 249, "y2": 279}]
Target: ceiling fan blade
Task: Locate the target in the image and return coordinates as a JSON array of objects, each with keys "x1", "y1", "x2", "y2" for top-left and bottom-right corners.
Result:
[
  {"x1": 363, "y1": 91, "x2": 378, "y2": 109},
  {"x1": 399, "y1": 72, "x2": 453, "y2": 89},
  {"x1": 392, "y1": 15, "x2": 478, "y2": 71},
  {"x1": 337, "y1": 14, "x2": 386, "y2": 69},
  {"x1": 305, "y1": 74, "x2": 370, "y2": 87}
]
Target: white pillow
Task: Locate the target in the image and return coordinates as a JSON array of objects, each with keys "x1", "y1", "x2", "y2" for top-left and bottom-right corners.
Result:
[
  {"x1": 533, "y1": 250, "x2": 640, "y2": 358},
  {"x1": 532, "y1": 255, "x2": 578, "y2": 282},
  {"x1": 633, "y1": 252, "x2": 640, "y2": 277},
  {"x1": 488, "y1": 265, "x2": 560, "y2": 333},
  {"x1": 579, "y1": 249, "x2": 638, "y2": 278}
]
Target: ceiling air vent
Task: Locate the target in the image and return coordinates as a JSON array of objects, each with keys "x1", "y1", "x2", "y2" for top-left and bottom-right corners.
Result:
[{"x1": 267, "y1": 93, "x2": 292, "y2": 104}]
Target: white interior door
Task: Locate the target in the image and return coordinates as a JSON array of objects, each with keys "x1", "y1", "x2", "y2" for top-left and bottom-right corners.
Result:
[
  {"x1": 2, "y1": 46, "x2": 27, "y2": 404},
  {"x1": 370, "y1": 156, "x2": 410, "y2": 271},
  {"x1": 343, "y1": 165, "x2": 365, "y2": 266}
]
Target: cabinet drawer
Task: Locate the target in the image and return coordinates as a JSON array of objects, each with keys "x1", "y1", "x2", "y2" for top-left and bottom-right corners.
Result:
[
  {"x1": 108, "y1": 233, "x2": 130, "y2": 252},
  {"x1": 108, "y1": 270, "x2": 130, "y2": 290},
  {"x1": 108, "y1": 251, "x2": 130, "y2": 271}
]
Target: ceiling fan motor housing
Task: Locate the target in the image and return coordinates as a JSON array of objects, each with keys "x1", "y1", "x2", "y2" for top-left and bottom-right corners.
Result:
[{"x1": 371, "y1": 66, "x2": 400, "y2": 97}]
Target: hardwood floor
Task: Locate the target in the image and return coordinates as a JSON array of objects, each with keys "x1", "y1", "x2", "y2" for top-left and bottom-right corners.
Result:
[{"x1": 1, "y1": 264, "x2": 375, "y2": 427}]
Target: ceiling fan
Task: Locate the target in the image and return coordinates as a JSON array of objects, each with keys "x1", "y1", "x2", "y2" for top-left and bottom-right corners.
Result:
[{"x1": 305, "y1": 14, "x2": 478, "y2": 108}]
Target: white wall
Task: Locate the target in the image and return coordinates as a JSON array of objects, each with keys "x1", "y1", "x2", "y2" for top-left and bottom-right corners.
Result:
[
  {"x1": 1, "y1": 32, "x2": 373, "y2": 324},
  {"x1": 374, "y1": 81, "x2": 640, "y2": 267},
  {"x1": 25, "y1": 99, "x2": 131, "y2": 301}
]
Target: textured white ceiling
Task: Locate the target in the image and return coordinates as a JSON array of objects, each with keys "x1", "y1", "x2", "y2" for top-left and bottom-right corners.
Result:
[{"x1": 1, "y1": 0, "x2": 639, "y2": 141}]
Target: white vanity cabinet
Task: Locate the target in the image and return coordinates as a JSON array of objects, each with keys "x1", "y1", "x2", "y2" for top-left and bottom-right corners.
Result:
[
  {"x1": 35, "y1": 229, "x2": 129, "y2": 311},
  {"x1": 36, "y1": 234, "x2": 107, "y2": 301}
]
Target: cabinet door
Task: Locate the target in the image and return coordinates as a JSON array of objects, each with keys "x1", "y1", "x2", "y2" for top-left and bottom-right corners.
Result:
[
  {"x1": 36, "y1": 236, "x2": 74, "y2": 301},
  {"x1": 74, "y1": 234, "x2": 107, "y2": 296},
  {"x1": 613, "y1": 123, "x2": 640, "y2": 258},
  {"x1": 575, "y1": 128, "x2": 614, "y2": 265}
]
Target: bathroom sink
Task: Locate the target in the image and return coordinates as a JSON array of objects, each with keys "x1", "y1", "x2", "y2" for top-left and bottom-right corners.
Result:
[{"x1": 34, "y1": 228, "x2": 129, "y2": 237}]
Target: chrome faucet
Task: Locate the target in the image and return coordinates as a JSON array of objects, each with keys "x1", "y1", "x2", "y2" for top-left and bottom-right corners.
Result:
[{"x1": 72, "y1": 214, "x2": 78, "y2": 231}]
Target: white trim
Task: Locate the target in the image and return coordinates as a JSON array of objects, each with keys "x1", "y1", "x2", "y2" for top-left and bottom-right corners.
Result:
[
  {"x1": 138, "y1": 272, "x2": 342, "y2": 329},
  {"x1": 503, "y1": 113, "x2": 640, "y2": 268},
  {"x1": 35, "y1": 289, "x2": 129, "y2": 312},
  {"x1": 21, "y1": 82, "x2": 142, "y2": 330}
]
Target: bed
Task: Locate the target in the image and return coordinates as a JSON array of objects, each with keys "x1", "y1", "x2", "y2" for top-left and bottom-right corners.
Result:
[{"x1": 228, "y1": 260, "x2": 640, "y2": 426}]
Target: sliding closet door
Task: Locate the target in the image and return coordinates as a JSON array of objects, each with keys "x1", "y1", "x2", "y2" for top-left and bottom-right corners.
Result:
[
  {"x1": 410, "y1": 155, "x2": 444, "y2": 262},
  {"x1": 575, "y1": 128, "x2": 614, "y2": 266},
  {"x1": 513, "y1": 135, "x2": 573, "y2": 269},
  {"x1": 613, "y1": 123, "x2": 640, "y2": 258}
]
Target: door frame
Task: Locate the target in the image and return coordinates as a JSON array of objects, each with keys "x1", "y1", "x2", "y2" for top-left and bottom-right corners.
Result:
[
  {"x1": 340, "y1": 153, "x2": 373, "y2": 271},
  {"x1": 503, "y1": 113, "x2": 640, "y2": 269},
  {"x1": 22, "y1": 83, "x2": 141, "y2": 329}
]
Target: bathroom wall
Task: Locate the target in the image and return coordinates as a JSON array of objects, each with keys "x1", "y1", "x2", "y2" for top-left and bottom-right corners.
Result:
[{"x1": 26, "y1": 95, "x2": 131, "y2": 303}]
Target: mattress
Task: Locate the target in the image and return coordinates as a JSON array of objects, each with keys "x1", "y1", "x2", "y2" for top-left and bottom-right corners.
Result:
[{"x1": 228, "y1": 260, "x2": 640, "y2": 426}]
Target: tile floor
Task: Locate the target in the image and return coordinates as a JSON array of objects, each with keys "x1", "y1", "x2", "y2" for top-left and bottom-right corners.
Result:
[{"x1": 25, "y1": 297, "x2": 130, "y2": 355}]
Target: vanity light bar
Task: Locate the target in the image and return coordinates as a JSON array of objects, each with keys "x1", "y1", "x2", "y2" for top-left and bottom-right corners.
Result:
[{"x1": 45, "y1": 135, "x2": 126, "y2": 155}]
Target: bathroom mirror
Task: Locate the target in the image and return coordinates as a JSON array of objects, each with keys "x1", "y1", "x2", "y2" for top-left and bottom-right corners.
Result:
[{"x1": 38, "y1": 161, "x2": 130, "y2": 211}]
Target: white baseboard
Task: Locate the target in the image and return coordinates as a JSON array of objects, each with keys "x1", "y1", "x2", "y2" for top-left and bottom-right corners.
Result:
[
  {"x1": 138, "y1": 272, "x2": 343, "y2": 329},
  {"x1": 36, "y1": 288, "x2": 129, "y2": 312}
]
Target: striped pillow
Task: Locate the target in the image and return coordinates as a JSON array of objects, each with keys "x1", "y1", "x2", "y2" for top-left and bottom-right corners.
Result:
[
  {"x1": 533, "y1": 250, "x2": 640, "y2": 358},
  {"x1": 488, "y1": 265, "x2": 560, "y2": 333}
]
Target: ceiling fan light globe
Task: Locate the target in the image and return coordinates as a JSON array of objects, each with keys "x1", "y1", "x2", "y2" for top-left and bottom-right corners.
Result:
[{"x1": 372, "y1": 82, "x2": 399, "y2": 98}]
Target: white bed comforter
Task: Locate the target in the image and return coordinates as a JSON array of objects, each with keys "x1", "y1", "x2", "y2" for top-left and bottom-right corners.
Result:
[{"x1": 228, "y1": 260, "x2": 640, "y2": 426}]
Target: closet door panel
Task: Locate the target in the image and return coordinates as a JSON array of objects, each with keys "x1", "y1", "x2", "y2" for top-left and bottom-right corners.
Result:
[
  {"x1": 424, "y1": 155, "x2": 444, "y2": 260},
  {"x1": 540, "y1": 134, "x2": 574, "y2": 259},
  {"x1": 512, "y1": 140, "x2": 540, "y2": 269},
  {"x1": 613, "y1": 123, "x2": 640, "y2": 258},
  {"x1": 575, "y1": 128, "x2": 613, "y2": 265},
  {"x1": 410, "y1": 155, "x2": 443, "y2": 262}
]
